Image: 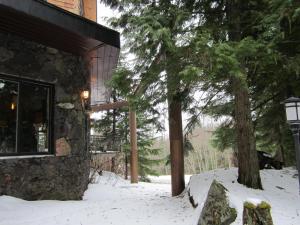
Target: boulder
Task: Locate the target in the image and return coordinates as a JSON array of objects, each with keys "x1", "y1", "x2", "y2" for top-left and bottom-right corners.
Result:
[
  {"x1": 198, "y1": 180, "x2": 237, "y2": 225},
  {"x1": 243, "y1": 200, "x2": 274, "y2": 225}
]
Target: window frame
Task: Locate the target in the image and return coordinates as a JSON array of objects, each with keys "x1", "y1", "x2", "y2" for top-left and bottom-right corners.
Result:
[{"x1": 0, "y1": 73, "x2": 54, "y2": 156}]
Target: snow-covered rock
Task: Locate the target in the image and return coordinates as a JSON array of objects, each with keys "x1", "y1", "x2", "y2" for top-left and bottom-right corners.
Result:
[
  {"x1": 198, "y1": 180, "x2": 237, "y2": 225},
  {"x1": 187, "y1": 168, "x2": 300, "y2": 225}
]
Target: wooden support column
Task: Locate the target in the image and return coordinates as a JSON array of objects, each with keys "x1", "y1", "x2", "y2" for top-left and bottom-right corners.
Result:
[
  {"x1": 82, "y1": 0, "x2": 97, "y2": 22},
  {"x1": 91, "y1": 100, "x2": 138, "y2": 183},
  {"x1": 129, "y1": 108, "x2": 138, "y2": 183}
]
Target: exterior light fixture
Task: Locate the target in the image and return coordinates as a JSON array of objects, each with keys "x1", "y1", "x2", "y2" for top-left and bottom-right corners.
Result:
[
  {"x1": 284, "y1": 97, "x2": 300, "y2": 194},
  {"x1": 284, "y1": 97, "x2": 300, "y2": 124},
  {"x1": 81, "y1": 90, "x2": 90, "y2": 111},
  {"x1": 11, "y1": 102, "x2": 16, "y2": 110},
  {"x1": 82, "y1": 90, "x2": 89, "y2": 100}
]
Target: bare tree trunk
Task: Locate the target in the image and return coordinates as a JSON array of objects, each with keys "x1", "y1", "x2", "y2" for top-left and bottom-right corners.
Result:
[
  {"x1": 168, "y1": 99, "x2": 185, "y2": 196},
  {"x1": 165, "y1": 49, "x2": 185, "y2": 196},
  {"x1": 233, "y1": 77, "x2": 262, "y2": 189},
  {"x1": 227, "y1": 0, "x2": 262, "y2": 189}
]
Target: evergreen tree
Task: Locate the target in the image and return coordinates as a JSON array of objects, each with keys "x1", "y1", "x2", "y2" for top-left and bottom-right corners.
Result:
[
  {"x1": 101, "y1": 0, "x2": 300, "y2": 190},
  {"x1": 207, "y1": 0, "x2": 300, "y2": 167},
  {"x1": 102, "y1": 0, "x2": 202, "y2": 195},
  {"x1": 92, "y1": 91, "x2": 162, "y2": 181}
]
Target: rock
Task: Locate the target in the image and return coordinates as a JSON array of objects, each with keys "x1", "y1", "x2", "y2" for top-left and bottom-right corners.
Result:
[
  {"x1": 56, "y1": 138, "x2": 71, "y2": 156},
  {"x1": 243, "y1": 200, "x2": 274, "y2": 225},
  {"x1": 198, "y1": 180, "x2": 237, "y2": 225},
  {"x1": 188, "y1": 188, "x2": 198, "y2": 208},
  {"x1": 57, "y1": 102, "x2": 75, "y2": 109},
  {"x1": 46, "y1": 47, "x2": 58, "y2": 54}
]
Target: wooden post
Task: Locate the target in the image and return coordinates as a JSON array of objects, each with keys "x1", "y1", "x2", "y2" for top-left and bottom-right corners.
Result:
[
  {"x1": 129, "y1": 108, "x2": 138, "y2": 183},
  {"x1": 82, "y1": 0, "x2": 97, "y2": 22},
  {"x1": 125, "y1": 153, "x2": 128, "y2": 180}
]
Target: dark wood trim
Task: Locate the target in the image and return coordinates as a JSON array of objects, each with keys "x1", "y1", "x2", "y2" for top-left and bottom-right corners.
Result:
[
  {"x1": 0, "y1": 0, "x2": 120, "y2": 47},
  {"x1": 0, "y1": 152, "x2": 53, "y2": 157}
]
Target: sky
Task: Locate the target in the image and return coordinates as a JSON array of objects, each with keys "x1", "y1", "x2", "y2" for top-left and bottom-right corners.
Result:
[{"x1": 97, "y1": 2, "x2": 116, "y2": 28}]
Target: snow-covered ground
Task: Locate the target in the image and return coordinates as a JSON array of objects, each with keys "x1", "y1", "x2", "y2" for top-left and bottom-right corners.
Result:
[
  {"x1": 0, "y1": 168, "x2": 299, "y2": 225},
  {"x1": 0, "y1": 171, "x2": 195, "y2": 225},
  {"x1": 188, "y1": 168, "x2": 300, "y2": 225}
]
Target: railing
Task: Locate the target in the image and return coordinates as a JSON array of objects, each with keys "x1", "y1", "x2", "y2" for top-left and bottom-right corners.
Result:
[{"x1": 89, "y1": 135, "x2": 121, "y2": 153}]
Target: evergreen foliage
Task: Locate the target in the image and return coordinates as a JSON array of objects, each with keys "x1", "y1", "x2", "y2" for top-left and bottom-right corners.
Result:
[
  {"x1": 101, "y1": 0, "x2": 300, "y2": 188},
  {"x1": 203, "y1": 0, "x2": 300, "y2": 166},
  {"x1": 92, "y1": 101, "x2": 162, "y2": 181},
  {"x1": 92, "y1": 69, "x2": 163, "y2": 180}
]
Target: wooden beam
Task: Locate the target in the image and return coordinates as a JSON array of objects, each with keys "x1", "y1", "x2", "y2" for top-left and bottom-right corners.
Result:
[
  {"x1": 82, "y1": 0, "x2": 97, "y2": 22},
  {"x1": 91, "y1": 101, "x2": 128, "y2": 111},
  {"x1": 129, "y1": 108, "x2": 138, "y2": 183}
]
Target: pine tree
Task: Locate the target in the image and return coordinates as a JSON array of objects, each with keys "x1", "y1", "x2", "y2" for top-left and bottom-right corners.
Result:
[
  {"x1": 92, "y1": 92, "x2": 162, "y2": 180},
  {"x1": 102, "y1": 0, "x2": 202, "y2": 195},
  {"x1": 207, "y1": 0, "x2": 300, "y2": 168},
  {"x1": 101, "y1": 0, "x2": 300, "y2": 190}
]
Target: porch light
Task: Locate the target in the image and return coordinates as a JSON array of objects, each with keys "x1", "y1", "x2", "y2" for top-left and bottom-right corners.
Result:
[
  {"x1": 81, "y1": 90, "x2": 90, "y2": 111},
  {"x1": 11, "y1": 102, "x2": 16, "y2": 110},
  {"x1": 82, "y1": 90, "x2": 89, "y2": 100}
]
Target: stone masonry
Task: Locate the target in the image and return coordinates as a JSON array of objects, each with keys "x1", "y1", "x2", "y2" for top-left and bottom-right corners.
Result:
[{"x1": 0, "y1": 32, "x2": 90, "y2": 200}]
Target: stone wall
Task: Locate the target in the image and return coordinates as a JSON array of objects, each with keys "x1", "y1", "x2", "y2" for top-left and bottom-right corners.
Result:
[{"x1": 0, "y1": 32, "x2": 90, "y2": 200}]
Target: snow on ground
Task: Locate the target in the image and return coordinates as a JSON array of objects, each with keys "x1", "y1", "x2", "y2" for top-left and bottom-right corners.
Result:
[
  {"x1": 188, "y1": 168, "x2": 300, "y2": 225},
  {"x1": 0, "y1": 171, "x2": 195, "y2": 225},
  {"x1": 0, "y1": 168, "x2": 299, "y2": 225}
]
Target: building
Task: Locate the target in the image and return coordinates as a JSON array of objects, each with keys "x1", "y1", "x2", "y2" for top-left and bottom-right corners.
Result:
[{"x1": 0, "y1": 0, "x2": 120, "y2": 200}]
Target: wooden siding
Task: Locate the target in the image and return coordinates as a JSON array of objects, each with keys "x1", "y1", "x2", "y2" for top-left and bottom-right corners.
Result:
[
  {"x1": 83, "y1": 0, "x2": 97, "y2": 22},
  {"x1": 47, "y1": 0, "x2": 82, "y2": 15}
]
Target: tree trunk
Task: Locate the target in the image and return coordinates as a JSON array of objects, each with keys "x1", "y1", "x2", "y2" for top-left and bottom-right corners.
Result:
[
  {"x1": 233, "y1": 77, "x2": 262, "y2": 189},
  {"x1": 227, "y1": 0, "x2": 262, "y2": 189},
  {"x1": 165, "y1": 49, "x2": 185, "y2": 196},
  {"x1": 168, "y1": 98, "x2": 185, "y2": 196}
]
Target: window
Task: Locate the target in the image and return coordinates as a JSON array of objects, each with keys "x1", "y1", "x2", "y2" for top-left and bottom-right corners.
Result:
[{"x1": 0, "y1": 75, "x2": 53, "y2": 156}]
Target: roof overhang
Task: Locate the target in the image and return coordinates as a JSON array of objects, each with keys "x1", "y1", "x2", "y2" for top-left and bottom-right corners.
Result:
[
  {"x1": 0, "y1": 0, "x2": 120, "y2": 105},
  {"x1": 0, "y1": 0, "x2": 120, "y2": 55}
]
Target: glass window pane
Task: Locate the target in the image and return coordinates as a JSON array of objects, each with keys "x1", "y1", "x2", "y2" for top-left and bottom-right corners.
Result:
[
  {"x1": 286, "y1": 107, "x2": 297, "y2": 121},
  {"x1": 0, "y1": 79, "x2": 18, "y2": 154},
  {"x1": 18, "y1": 83, "x2": 49, "y2": 153}
]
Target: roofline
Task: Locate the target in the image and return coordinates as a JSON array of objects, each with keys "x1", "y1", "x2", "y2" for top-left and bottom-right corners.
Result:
[{"x1": 0, "y1": 0, "x2": 120, "y2": 50}]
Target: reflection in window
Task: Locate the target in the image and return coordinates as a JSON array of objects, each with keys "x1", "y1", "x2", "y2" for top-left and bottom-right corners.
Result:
[
  {"x1": 0, "y1": 80, "x2": 17, "y2": 154},
  {"x1": 0, "y1": 76, "x2": 52, "y2": 155},
  {"x1": 18, "y1": 84, "x2": 49, "y2": 153}
]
